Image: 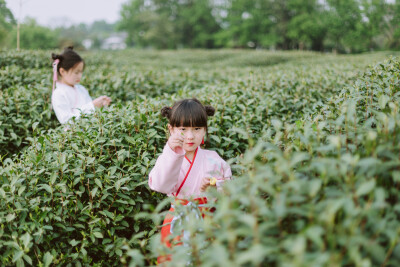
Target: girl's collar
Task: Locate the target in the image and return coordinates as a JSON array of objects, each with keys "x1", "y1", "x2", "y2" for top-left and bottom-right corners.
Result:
[
  {"x1": 185, "y1": 147, "x2": 200, "y2": 164},
  {"x1": 56, "y1": 82, "x2": 78, "y2": 89}
]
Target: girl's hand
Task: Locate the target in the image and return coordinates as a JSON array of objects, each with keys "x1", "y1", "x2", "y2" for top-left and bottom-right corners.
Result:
[
  {"x1": 200, "y1": 177, "x2": 216, "y2": 192},
  {"x1": 102, "y1": 96, "x2": 112, "y2": 106},
  {"x1": 168, "y1": 131, "x2": 184, "y2": 153},
  {"x1": 93, "y1": 96, "x2": 112, "y2": 108}
]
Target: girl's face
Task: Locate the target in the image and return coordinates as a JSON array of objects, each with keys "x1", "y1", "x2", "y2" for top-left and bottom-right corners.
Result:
[
  {"x1": 170, "y1": 125, "x2": 206, "y2": 153},
  {"x1": 60, "y1": 61, "x2": 84, "y2": 87}
]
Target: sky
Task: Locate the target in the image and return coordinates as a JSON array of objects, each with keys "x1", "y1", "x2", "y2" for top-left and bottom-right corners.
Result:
[{"x1": 5, "y1": 0, "x2": 128, "y2": 27}]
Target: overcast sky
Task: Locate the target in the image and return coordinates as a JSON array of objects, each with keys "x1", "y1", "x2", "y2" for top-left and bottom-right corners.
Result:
[{"x1": 5, "y1": 0, "x2": 128, "y2": 27}]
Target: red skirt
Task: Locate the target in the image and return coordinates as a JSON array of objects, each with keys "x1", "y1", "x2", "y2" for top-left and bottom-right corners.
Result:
[{"x1": 157, "y1": 197, "x2": 209, "y2": 264}]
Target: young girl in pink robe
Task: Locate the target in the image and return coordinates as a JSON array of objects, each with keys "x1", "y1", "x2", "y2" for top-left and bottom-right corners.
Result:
[{"x1": 148, "y1": 98, "x2": 232, "y2": 263}]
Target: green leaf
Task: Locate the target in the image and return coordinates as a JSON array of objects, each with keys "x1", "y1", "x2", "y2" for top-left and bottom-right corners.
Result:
[
  {"x1": 32, "y1": 122, "x2": 39, "y2": 131},
  {"x1": 69, "y1": 239, "x2": 80, "y2": 246},
  {"x1": 43, "y1": 252, "x2": 53, "y2": 267},
  {"x1": 13, "y1": 251, "x2": 24, "y2": 263},
  {"x1": 271, "y1": 119, "x2": 282, "y2": 131},
  {"x1": 87, "y1": 157, "x2": 95, "y2": 165},
  {"x1": 125, "y1": 136, "x2": 136, "y2": 145},
  {"x1": 22, "y1": 255, "x2": 32, "y2": 265},
  {"x1": 378, "y1": 94, "x2": 390, "y2": 109},
  {"x1": 18, "y1": 186, "x2": 26, "y2": 196},
  {"x1": 93, "y1": 232, "x2": 103, "y2": 238},
  {"x1": 309, "y1": 179, "x2": 322, "y2": 197},
  {"x1": 39, "y1": 184, "x2": 52, "y2": 194},
  {"x1": 95, "y1": 178, "x2": 102, "y2": 189},
  {"x1": 20, "y1": 233, "x2": 31, "y2": 249},
  {"x1": 81, "y1": 247, "x2": 87, "y2": 257},
  {"x1": 11, "y1": 132, "x2": 18, "y2": 140},
  {"x1": 210, "y1": 135, "x2": 221, "y2": 143},
  {"x1": 356, "y1": 180, "x2": 376, "y2": 197},
  {"x1": 6, "y1": 213, "x2": 16, "y2": 222},
  {"x1": 92, "y1": 187, "x2": 98, "y2": 197}
]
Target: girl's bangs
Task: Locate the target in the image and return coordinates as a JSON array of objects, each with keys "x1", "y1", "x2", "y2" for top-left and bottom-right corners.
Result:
[{"x1": 171, "y1": 104, "x2": 207, "y2": 128}]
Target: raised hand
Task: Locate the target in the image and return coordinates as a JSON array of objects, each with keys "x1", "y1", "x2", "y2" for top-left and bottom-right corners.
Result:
[
  {"x1": 200, "y1": 177, "x2": 217, "y2": 192},
  {"x1": 168, "y1": 130, "x2": 184, "y2": 154},
  {"x1": 93, "y1": 96, "x2": 112, "y2": 108}
]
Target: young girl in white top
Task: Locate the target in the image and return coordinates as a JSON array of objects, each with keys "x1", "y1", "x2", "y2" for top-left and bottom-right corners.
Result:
[{"x1": 51, "y1": 47, "x2": 111, "y2": 124}]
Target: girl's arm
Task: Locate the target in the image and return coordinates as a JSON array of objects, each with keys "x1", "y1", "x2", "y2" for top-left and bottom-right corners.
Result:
[
  {"x1": 216, "y1": 160, "x2": 232, "y2": 192},
  {"x1": 148, "y1": 143, "x2": 185, "y2": 194},
  {"x1": 200, "y1": 155, "x2": 232, "y2": 192},
  {"x1": 52, "y1": 92, "x2": 89, "y2": 124},
  {"x1": 78, "y1": 86, "x2": 96, "y2": 111},
  {"x1": 80, "y1": 85, "x2": 111, "y2": 108}
]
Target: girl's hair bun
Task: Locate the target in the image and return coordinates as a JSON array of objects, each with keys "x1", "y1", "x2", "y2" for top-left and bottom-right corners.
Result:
[
  {"x1": 161, "y1": 106, "x2": 172, "y2": 119},
  {"x1": 204, "y1": 105, "x2": 215, "y2": 116},
  {"x1": 65, "y1": 46, "x2": 74, "y2": 51},
  {"x1": 51, "y1": 53, "x2": 63, "y2": 61}
]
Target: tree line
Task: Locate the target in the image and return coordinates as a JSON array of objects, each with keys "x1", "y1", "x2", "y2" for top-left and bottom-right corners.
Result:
[
  {"x1": 118, "y1": 0, "x2": 400, "y2": 52},
  {"x1": 1, "y1": 0, "x2": 400, "y2": 52},
  {"x1": 0, "y1": 0, "x2": 118, "y2": 50}
]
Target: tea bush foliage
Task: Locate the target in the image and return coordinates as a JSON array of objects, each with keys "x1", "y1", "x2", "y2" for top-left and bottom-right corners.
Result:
[
  {"x1": 123, "y1": 57, "x2": 400, "y2": 266},
  {"x1": 0, "y1": 103, "x2": 167, "y2": 265},
  {"x1": 0, "y1": 49, "x2": 392, "y2": 158},
  {"x1": 0, "y1": 49, "x2": 399, "y2": 266}
]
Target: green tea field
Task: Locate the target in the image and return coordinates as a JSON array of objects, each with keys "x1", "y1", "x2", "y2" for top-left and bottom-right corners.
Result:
[{"x1": 0, "y1": 49, "x2": 399, "y2": 266}]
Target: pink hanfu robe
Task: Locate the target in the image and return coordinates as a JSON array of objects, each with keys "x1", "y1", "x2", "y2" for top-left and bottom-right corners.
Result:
[{"x1": 148, "y1": 143, "x2": 232, "y2": 263}]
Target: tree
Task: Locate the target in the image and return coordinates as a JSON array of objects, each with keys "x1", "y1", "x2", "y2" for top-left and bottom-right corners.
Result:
[
  {"x1": 118, "y1": 0, "x2": 220, "y2": 49},
  {"x1": 9, "y1": 18, "x2": 58, "y2": 49},
  {"x1": 117, "y1": 0, "x2": 400, "y2": 51},
  {"x1": 386, "y1": 0, "x2": 400, "y2": 49},
  {"x1": 325, "y1": 0, "x2": 362, "y2": 53},
  {"x1": 175, "y1": 0, "x2": 221, "y2": 48},
  {"x1": 287, "y1": 0, "x2": 328, "y2": 51},
  {"x1": 359, "y1": 0, "x2": 388, "y2": 50},
  {"x1": 118, "y1": 0, "x2": 177, "y2": 48},
  {"x1": 0, "y1": 0, "x2": 16, "y2": 47},
  {"x1": 214, "y1": 0, "x2": 279, "y2": 49}
]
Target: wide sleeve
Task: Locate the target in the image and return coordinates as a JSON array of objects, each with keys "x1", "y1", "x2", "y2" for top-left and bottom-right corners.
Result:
[
  {"x1": 76, "y1": 86, "x2": 95, "y2": 113},
  {"x1": 148, "y1": 143, "x2": 185, "y2": 194},
  {"x1": 52, "y1": 90, "x2": 83, "y2": 125},
  {"x1": 216, "y1": 157, "x2": 232, "y2": 190}
]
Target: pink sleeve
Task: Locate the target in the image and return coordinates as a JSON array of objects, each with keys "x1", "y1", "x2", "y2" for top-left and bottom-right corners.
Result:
[
  {"x1": 223, "y1": 160, "x2": 232, "y2": 179},
  {"x1": 216, "y1": 157, "x2": 232, "y2": 190},
  {"x1": 148, "y1": 143, "x2": 185, "y2": 194}
]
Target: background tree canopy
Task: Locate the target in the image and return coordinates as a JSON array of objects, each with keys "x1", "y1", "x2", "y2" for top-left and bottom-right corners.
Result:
[
  {"x1": 118, "y1": 0, "x2": 400, "y2": 52},
  {"x1": 1, "y1": 0, "x2": 400, "y2": 52},
  {"x1": 0, "y1": 0, "x2": 15, "y2": 47}
]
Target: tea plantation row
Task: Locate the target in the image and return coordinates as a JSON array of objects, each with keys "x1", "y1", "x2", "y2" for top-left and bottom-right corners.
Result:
[
  {"x1": 0, "y1": 50, "x2": 399, "y2": 266},
  {"x1": 0, "y1": 50, "x2": 394, "y2": 158},
  {"x1": 128, "y1": 57, "x2": 400, "y2": 267}
]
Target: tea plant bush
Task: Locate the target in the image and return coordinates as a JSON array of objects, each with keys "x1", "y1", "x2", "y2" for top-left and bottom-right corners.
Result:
[
  {"x1": 0, "y1": 101, "x2": 168, "y2": 265},
  {"x1": 123, "y1": 57, "x2": 400, "y2": 266},
  {"x1": 0, "y1": 50, "x2": 50, "y2": 69},
  {"x1": 0, "y1": 86, "x2": 269, "y2": 265},
  {"x1": 0, "y1": 49, "x2": 393, "y2": 159},
  {"x1": 1, "y1": 49, "x2": 399, "y2": 265},
  {"x1": 0, "y1": 66, "x2": 57, "y2": 158},
  {"x1": 0, "y1": 50, "x2": 115, "y2": 158}
]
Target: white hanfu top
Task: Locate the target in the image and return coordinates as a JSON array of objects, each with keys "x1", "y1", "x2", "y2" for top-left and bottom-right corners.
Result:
[
  {"x1": 149, "y1": 144, "x2": 232, "y2": 198},
  {"x1": 51, "y1": 82, "x2": 95, "y2": 124}
]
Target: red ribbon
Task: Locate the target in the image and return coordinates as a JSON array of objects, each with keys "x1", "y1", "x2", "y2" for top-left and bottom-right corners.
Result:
[{"x1": 174, "y1": 147, "x2": 198, "y2": 196}]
